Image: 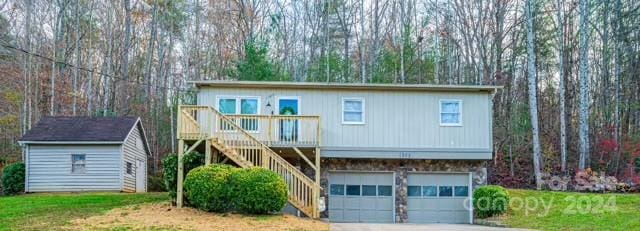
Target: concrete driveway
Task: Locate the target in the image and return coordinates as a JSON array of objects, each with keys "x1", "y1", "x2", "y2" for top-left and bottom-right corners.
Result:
[{"x1": 330, "y1": 223, "x2": 531, "y2": 231}]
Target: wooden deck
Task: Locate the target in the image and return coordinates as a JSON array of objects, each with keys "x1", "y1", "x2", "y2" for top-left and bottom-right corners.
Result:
[
  {"x1": 176, "y1": 105, "x2": 322, "y2": 218},
  {"x1": 178, "y1": 106, "x2": 320, "y2": 147}
]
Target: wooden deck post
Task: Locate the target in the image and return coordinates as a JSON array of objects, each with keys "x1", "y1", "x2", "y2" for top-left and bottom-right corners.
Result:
[
  {"x1": 176, "y1": 139, "x2": 185, "y2": 208},
  {"x1": 205, "y1": 139, "x2": 212, "y2": 165},
  {"x1": 315, "y1": 147, "x2": 321, "y2": 218},
  {"x1": 212, "y1": 149, "x2": 219, "y2": 163}
]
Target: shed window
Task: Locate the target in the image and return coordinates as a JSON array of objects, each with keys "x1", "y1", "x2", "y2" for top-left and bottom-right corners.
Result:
[
  {"x1": 71, "y1": 154, "x2": 86, "y2": 173},
  {"x1": 342, "y1": 98, "x2": 364, "y2": 124},
  {"x1": 126, "y1": 162, "x2": 133, "y2": 175},
  {"x1": 440, "y1": 100, "x2": 462, "y2": 126}
]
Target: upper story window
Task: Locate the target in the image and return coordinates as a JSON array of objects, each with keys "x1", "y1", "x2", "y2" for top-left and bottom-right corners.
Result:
[
  {"x1": 217, "y1": 96, "x2": 260, "y2": 131},
  {"x1": 71, "y1": 154, "x2": 86, "y2": 173},
  {"x1": 342, "y1": 98, "x2": 365, "y2": 124},
  {"x1": 440, "y1": 100, "x2": 462, "y2": 126}
]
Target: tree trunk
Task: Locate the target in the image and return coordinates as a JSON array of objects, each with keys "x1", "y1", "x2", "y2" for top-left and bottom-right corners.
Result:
[
  {"x1": 72, "y1": 0, "x2": 81, "y2": 116},
  {"x1": 525, "y1": 0, "x2": 543, "y2": 189},
  {"x1": 145, "y1": 2, "x2": 158, "y2": 116},
  {"x1": 556, "y1": 0, "x2": 568, "y2": 174},
  {"x1": 578, "y1": 0, "x2": 590, "y2": 170},
  {"x1": 613, "y1": 0, "x2": 622, "y2": 174},
  {"x1": 119, "y1": 0, "x2": 132, "y2": 115},
  {"x1": 399, "y1": 0, "x2": 406, "y2": 84},
  {"x1": 359, "y1": 0, "x2": 365, "y2": 83},
  {"x1": 86, "y1": 2, "x2": 95, "y2": 116},
  {"x1": 22, "y1": 0, "x2": 32, "y2": 135},
  {"x1": 434, "y1": 0, "x2": 440, "y2": 84}
]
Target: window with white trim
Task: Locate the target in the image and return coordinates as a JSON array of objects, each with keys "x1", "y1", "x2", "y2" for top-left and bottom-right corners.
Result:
[
  {"x1": 342, "y1": 98, "x2": 364, "y2": 124},
  {"x1": 217, "y1": 96, "x2": 260, "y2": 131},
  {"x1": 440, "y1": 100, "x2": 462, "y2": 126},
  {"x1": 71, "y1": 154, "x2": 86, "y2": 173}
]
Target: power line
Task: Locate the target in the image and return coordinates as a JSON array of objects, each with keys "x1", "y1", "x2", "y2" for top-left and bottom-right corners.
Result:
[{"x1": 1, "y1": 42, "x2": 195, "y2": 93}]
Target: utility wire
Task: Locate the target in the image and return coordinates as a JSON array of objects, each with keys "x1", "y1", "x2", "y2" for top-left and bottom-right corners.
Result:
[{"x1": 1, "y1": 42, "x2": 195, "y2": 93}]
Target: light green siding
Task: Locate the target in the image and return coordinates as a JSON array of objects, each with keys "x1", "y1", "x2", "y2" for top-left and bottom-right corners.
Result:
[{"x1": 197, "y1": 86, "x2": 493, "y2": 159}]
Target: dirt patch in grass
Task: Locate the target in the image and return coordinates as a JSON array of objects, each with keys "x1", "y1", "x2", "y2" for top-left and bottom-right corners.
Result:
[{"x1": 67, "y1": 202, "x2": 329, "y2": 231}]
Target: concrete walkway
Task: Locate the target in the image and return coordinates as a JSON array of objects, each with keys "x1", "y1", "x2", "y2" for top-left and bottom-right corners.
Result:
[{"x1": 330, "y1": 223, "x2": 531, "y2": 231}]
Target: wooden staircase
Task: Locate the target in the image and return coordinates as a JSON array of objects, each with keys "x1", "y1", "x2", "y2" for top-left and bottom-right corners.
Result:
[{"x1": 177, "y1": 106, "x2": 321, "y2": 218}]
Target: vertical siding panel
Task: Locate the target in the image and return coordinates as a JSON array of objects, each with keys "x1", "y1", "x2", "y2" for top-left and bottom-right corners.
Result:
[{"x1": 197, "y1": 87, "x2": 491, "y2": 151}]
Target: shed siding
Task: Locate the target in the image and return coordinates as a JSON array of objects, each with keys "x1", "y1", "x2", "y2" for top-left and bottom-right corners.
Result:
[
  {"x1": 122, "y1": 126, "x2": 147, "y2": 192},
  {"x1": 26, "y1": 145, "x2": 121, "y2": 192},
  {"x1": 197, "y1": 87, "x2": 492, "y2": 152}
]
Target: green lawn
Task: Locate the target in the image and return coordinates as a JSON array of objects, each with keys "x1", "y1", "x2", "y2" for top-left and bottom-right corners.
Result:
[
  {"x1": 0, "y1": 192, "x2": 167, "y2": 231},
  {"x1": 1, "y1": 190, "x2": 638, "y2": 231},
  {"x1": 503, "y1": 189, "x2": 640, "y2": 230}
]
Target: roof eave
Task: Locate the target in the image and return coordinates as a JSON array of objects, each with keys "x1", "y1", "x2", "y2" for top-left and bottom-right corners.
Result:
[{"x1": 189, "y1": 80, "x2": 502, "y2": 93}]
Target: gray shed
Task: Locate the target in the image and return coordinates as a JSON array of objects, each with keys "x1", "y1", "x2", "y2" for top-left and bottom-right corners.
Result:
[{"x1": 19, "y1": 117, "x2": 151, "y2": 193}]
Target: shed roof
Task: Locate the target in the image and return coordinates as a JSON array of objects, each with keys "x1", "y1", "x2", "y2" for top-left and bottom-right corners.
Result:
[
  {"x1": 20, "y1": 117, "x2": 140, "y2": 142},
  {"x1": 190, "y1": 80, "x2": 502, "y2": 93}
]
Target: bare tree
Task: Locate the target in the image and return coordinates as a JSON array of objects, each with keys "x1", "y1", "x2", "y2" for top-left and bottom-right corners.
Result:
[
  {"x1": 578, "y1": 0, "x2": 590, "y2": 170},
  {"x1": 555, "y1": 0, "x2": 567, "y2": 174},
  {"x1": 525, "y1": 0, "x2": 542, "y2": 189},
  {"x1": 72, "y1": 0, "x2": 80, "y2": 115}
]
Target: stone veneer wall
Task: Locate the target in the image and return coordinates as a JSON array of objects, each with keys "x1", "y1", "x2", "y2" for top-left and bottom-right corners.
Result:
[{"x1": 319, "y1": 158, "x2": 487, "y2": 222}]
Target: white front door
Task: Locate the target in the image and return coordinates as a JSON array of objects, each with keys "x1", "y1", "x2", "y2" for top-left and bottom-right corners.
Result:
[{"x1": 135, "y1": 159, "x2": 146, "y2": 192}]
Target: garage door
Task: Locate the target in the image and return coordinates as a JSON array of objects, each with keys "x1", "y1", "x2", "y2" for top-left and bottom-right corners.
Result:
[
  {"x1": 407, "y1": 173, "x2": 471, "y2": 224},
  {"x1": 328, "y1": 172, "x2": 394, "y2": 223}
]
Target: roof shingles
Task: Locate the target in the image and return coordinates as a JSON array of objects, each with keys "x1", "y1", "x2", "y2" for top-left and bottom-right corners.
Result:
[{"x1": 20, "y1": 117, "x2": 139, "y2": 142}]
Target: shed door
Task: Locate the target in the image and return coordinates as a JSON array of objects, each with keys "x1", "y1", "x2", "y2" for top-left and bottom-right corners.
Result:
[
  {"x1": 135, "y1": 159, "x2": 146, "y2": 192},
  {"x1": 328, "y1": 172, "x2": 394, "y2": 223},
  {"x1": 407, "y1": 173, "x2": 471, "y2": 224}
]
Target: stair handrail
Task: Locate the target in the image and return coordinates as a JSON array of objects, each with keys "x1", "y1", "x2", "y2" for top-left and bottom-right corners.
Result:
[
  {"x1": 208, "y1": 106, "x2": 318, "y2": 187},
  {"x1": 205, "y1": 105, "x2": 320, "y2": 217}
]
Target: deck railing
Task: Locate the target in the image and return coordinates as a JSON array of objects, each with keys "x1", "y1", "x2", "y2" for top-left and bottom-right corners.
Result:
[
  {"x1": 225, "y1": 114, "x2": 320, "y2": 146},
  {"x1": 178, "y1": 105, "x2": 320, "y2": 147}
]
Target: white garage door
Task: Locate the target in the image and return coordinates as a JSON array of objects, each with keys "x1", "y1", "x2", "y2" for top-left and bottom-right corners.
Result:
[
  {"x1": 328, "y1": 172, "x2": 394, "y2": 223},
  {"x1": 407, "y1": 173, "x2": 471, "y2": 224}
]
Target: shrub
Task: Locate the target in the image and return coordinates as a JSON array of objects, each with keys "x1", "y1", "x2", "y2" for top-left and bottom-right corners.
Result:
[
  {"x1": 229, "y1": 167, "x2": 288, "y2": 214},
  {"x1": 473, "y1": 185, "x2": 509, "y2": 218},
  {"x1": 1, "y1": 162, "x2": 25, "y2": 196},
  {"x1": 184, "y1": 164, "x2": 236, "y2": 212},
  {"x1": 162, "y1": 152, "x2": 204, "y2": 200},
  {"x1": 147, "y1": 174, "x2": 166, "y2": 192}
]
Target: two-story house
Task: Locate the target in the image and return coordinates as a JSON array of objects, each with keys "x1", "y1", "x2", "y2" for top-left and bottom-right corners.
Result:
[{"x1": 175, "y1": 81, "x2": 498, "y2": 224}]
